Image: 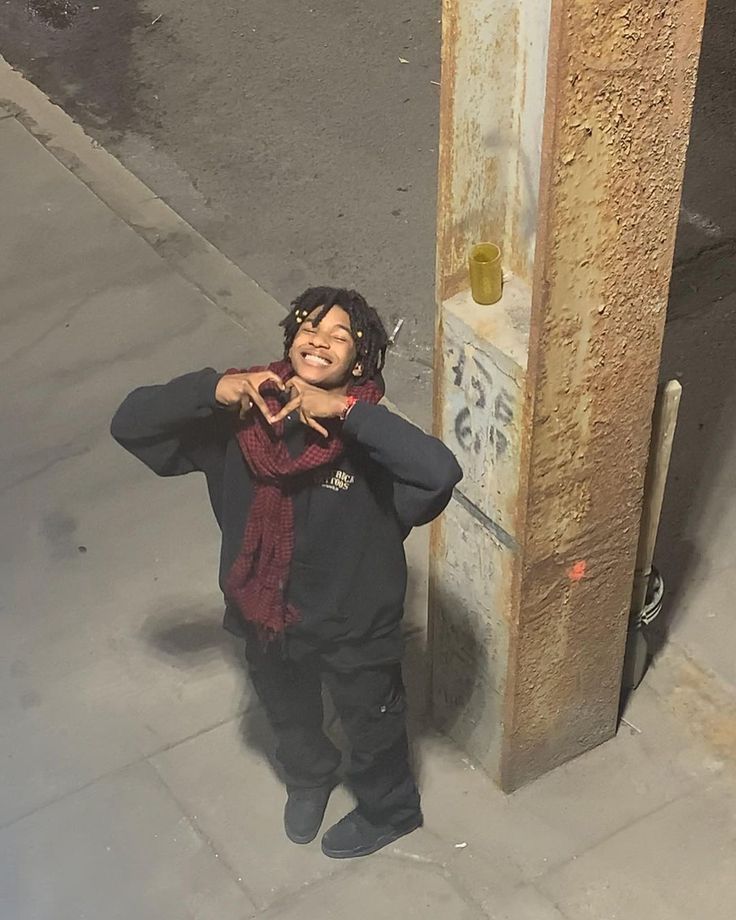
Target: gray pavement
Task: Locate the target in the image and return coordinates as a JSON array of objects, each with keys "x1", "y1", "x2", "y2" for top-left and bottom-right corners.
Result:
[{"x1": 3, "y1": 72, "x2": 736, "y2": 920}]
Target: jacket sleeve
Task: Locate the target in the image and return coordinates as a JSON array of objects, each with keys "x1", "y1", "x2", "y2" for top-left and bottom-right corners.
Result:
[
  {"x1": 110, "y1": 367, "x2": 229, "y2": 477},
  {"x1": 343, "y1": 402, "x2": 463, "y2": 529}
]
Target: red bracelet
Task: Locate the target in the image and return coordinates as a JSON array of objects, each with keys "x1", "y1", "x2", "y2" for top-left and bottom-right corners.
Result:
[{"x1": 340, "y1": 396, "x2": 358, "y2": 420}]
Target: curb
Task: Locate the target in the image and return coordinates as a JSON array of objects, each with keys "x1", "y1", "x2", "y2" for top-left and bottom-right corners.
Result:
[
  {"x1": 0, "y1": 55, "x2": 412, "y2": 422},
  {"x1": 0, "y1": 54, "x2": 284, "y2": 355}
]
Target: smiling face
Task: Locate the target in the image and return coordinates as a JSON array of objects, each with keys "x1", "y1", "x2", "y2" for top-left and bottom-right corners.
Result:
[{"x1": 288, "y1": 305, "x2": 362, "y2": 389}]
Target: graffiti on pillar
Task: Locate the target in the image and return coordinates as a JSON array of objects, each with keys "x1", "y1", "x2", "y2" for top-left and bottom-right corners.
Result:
[
  {"x1": 442, "y1": 314, "x2": 523, "y2": 529},
  {"x1": 450, "y1": 348, "x2": 515, "y2": 465}
]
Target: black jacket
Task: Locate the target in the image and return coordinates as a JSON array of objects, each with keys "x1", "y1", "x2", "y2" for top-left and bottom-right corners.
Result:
[{"x1": 111, "y1": 368, "x2": 462, "y2": 668}]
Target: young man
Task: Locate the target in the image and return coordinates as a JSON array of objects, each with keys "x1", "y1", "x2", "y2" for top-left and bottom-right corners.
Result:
[{"x1": 111, "y1": 286, "x2": 462, "y2": 858}]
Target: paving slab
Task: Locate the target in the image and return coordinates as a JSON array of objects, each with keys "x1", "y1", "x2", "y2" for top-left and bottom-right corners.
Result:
[
  {"x1": 259, "y1": 859, "x2": 483, "y2": 920},
  {"x1": 415, "y1": 683, "x2": 723, "y2": 880},
  {"x1": 416, "y1": 735, "x2": 572, "y2": 884},
  {"x1": 481, "y1": 883, "x2": 569, "y2": 920},
  {"x1": 507, "y1": 684, "x2": 723, "y2": 863},
  {"x1": 645, "y1": 645, "x2": 736, "y2": 772},
  {"x1": 537, "y1": 778, "x2": 736, "y2": 920},
  {"x1": 0, "y1": 761, "x2": 254, "y2": 920},
  {"x1": 1, "y1": 435, "x2": 258, "y2": 824},
  {"x1": 150, "y1": 718, "x2": 355, "y2": 908}
]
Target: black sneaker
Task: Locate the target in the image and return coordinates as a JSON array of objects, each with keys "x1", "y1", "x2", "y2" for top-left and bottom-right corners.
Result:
[
  {"x1": 284, "y1": 784, "x2": 335, "y2": 845},
  {"x1": 321, "y1": 808, "x2": 423, "y2": 859}
]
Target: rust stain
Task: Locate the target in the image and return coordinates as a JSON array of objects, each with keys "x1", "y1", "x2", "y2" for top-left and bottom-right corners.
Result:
[
  {"x1": 436, "y1": 0, "x2": 521, "y2": 302},
  {"x1": 503, "y1": 0, "x2": 707, "y2": 788}
]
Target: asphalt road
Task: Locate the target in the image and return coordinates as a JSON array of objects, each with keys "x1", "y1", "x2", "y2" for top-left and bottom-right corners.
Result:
[
  {"x1": 0, "y1": 0, "x2": 734, "y2": 415},
  {"x1": 0, "y1": 0, "x2": 442, "y2": 416}
]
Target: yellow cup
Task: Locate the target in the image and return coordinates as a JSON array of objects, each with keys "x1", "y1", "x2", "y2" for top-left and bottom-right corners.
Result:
[{"x1": 469, "y1": 243, "x2": 502, "y2": 305}]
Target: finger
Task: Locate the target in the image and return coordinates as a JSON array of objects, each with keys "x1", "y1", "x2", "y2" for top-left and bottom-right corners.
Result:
[
  {"x1": 269, "y1": 394, "x2": 302, "y2": 425},
  {"x1": 291, "y1": 376, "x2": 318, "y2": 394},
  {"x1": 259, "y1": 372, "x2": 286, "y2": 392},
  {"x1": 304, "y1": 413, "x2": 329, "y2": 439},
  {"x1": 238, "y1": 396, "x2": 253, "y2": 420},
  {"x1": 247, "y1": 384, "x2": 275, "y2": 421}
]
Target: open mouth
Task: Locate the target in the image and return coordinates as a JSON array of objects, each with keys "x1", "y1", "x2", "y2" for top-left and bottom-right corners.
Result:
[{"x1": 300, "y1": 351, "x2": 332, "y2": 368}]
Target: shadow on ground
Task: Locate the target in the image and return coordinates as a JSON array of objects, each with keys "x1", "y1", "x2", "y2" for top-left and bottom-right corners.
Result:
[
  {"x1": 142, "y1": 602, "x2": 274, "y2": 755},
  {"x1": 141, "y1": 601, "x2": 467, "y2": 792},
  {"x1": 650, "y1": 0, "x2": 736, "y2": 658}
]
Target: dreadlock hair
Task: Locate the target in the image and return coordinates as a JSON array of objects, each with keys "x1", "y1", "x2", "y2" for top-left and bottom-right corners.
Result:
[{"x1": 280, "y1": 287, "x2": 389, "y2": 385}]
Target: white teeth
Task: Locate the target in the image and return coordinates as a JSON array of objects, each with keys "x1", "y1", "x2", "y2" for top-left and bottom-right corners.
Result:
[{"x1": 303, "y1": 354, "x2": 330, "y2": 367}]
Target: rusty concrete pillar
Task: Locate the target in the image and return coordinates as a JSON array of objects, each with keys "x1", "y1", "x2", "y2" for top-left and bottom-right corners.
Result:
[{"x1": 431, "y1": 0, "x2": 707, "y2": 790}]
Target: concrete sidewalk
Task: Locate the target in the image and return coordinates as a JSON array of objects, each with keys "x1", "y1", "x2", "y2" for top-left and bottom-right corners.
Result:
[{"x1": 2, "y1": 78, "x2": 736, "y2": 920}]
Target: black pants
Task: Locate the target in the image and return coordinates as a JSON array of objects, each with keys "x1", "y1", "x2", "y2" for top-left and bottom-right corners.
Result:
[{"x1": 246, "y1": 643, "x2": 421, "y2": 827}]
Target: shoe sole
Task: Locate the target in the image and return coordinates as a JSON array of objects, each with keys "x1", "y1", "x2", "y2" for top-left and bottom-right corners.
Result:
[
  {"x1": 285, "y1": 827, "x2": 320, "y2": 845},
  {"x1": 321, "y1": 816, "x2": 423, "y2": 859}
]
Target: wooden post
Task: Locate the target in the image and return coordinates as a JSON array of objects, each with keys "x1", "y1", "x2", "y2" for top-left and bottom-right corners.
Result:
[
  {"x1": 623, "y1": 380, "x2": 683, "y2": 691},
  {"x1": 631, "y1": 381, "x2": 684, "y2": 615},
  {"x1": 631, "y1": 380, "x2": 682, "y2": 615}
]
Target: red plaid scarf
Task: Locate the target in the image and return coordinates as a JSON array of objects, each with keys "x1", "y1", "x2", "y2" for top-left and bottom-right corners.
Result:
[{"x1": 225, "y1": 360, "x2": 383, "y2": 639}]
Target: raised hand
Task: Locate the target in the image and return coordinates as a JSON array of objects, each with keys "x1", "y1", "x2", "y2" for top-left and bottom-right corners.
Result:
[
  {"x1": 268, "y1": 376, "x2": 349, "y2": 438},
  {"x1": 215, "y1": 370, "x2": 286, "y2": 420}
]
